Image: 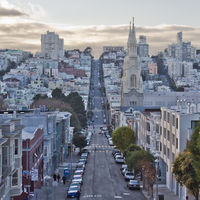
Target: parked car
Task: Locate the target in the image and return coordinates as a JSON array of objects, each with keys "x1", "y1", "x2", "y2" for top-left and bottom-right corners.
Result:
[
  {"x1": 74, "y1": 171, "x2": 83, "y2": 176},
  {"x1": 76, "y1": 162, "x2": 85, "y2": 170},
  {"x1": 79, "y1": 158, "x2": 87, "y2": 164},
  {"x1": 124, "y1": 171, "x2": 134, "y2": 181},
  {"x1": 109, "y1": 140, "x2": 114, "y2": 146},
  {"x1": 114, "y1": 152, "x2": 123, "y2": 159},
  {"x1": 69, "y1": 184, "x2": 81, "y2": 191},
  {"x1": 115, "y1": 155, "x2": 125, "y2": 164},
  {"x1": 67, "y1": 188, "x2": 81, "y2": 198},
  {"x1": 120, "y1": 164, "x2": 127, "y2": 172},
  {"x1": 127, "y1": 180, "x2": 140, "y2": 190},
  {"x1": 70, "y1": 182, "x2": 81, "y2": 188},
  {"x1": 112, "y1": 149, "x2": 121, "y2": 156},
  {"x1": 72, "y1": 177, "x2": 83, "y2": 185}
]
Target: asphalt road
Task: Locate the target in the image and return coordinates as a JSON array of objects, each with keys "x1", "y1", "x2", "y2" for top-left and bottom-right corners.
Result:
[{"x1": 80, "y1": 60, "x2": 146, "y2": 200}]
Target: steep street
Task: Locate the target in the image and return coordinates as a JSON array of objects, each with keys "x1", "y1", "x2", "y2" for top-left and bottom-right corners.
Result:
[{"x1": 79, "y1": 60, "x2": 146, "y2": 200}]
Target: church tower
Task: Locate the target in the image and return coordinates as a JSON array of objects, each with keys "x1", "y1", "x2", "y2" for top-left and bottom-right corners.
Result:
[{"x1": 121, "y1": 18, "x2": 143, "y2": 107}]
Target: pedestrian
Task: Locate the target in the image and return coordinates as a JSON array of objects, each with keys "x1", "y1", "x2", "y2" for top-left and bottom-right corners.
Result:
[
  {"x1": 62, "y1": 175, "x2": 66, "y2": 185},
  {"x1": 57, "y1": 174, "x2": 60, "y2": 183},
  {"x1": 53, "y1": 173, "x2": 56, "y2": 181}
]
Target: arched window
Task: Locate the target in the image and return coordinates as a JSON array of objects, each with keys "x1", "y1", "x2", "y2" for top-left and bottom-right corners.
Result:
[{"x1": 130, "y1": 74, "x2": 136, "y2": 87}]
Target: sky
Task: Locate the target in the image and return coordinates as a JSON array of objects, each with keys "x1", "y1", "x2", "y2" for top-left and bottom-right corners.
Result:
[{"x1": 1, "y1": 0, "x2": 200, "y2": 57}]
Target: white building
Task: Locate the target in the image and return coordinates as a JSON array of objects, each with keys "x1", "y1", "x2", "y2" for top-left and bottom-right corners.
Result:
[
  {"x1": 160, "y1": 101, "x2": 200, "y2": 200},
  {"x1": 41, "y1": 31, "x2": 64, "y2": 60}
]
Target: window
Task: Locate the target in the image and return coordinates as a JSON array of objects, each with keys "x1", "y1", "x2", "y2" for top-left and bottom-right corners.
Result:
[
  {"x1": 172, "y1": 134, "x2": 175, "y2": 145},
  {"x1": 172, "y1": 115, "x2": 175, "y2": 126},
  {"x1": 160, "y1": 142, "x2": 162, "y2": 151},
  {"x1": 14, "y1": 139, "x2": 18, "y2": 155},
  {"x1": 160, "y1": 127, "x2": 162, "y2": 135},
  {"x1": 167, "y1": 112, "x2": 170, "y2": 123},
  {"x1": 130, "y1": 75, "x2": 136, "y2": 87},
  {"x1": 176, "y1": 118, "x2": 178, "y2": 129},
  {"x1": 176, "y1": 138, "x2": 178, "y2": 149},
  {"x1": 2, "y1": 146, "x2": 8, "y2": 166},
  {"x1": 164, "y1": 145, "x2": 166, "y2": 155},
  {"x1": 12, "y1": 170, "x2": 18, "y2": 186},
  {"x1": 167, "y1": 148, "x2": 169, "y2": 158},
  {"x1": 156, "y1": 124, "x2": 159, "y2": 133},
  {"x1": 164, "y1": 111, "x2": 166, "y2": 121},
  {"x1": 146, "y1": 122, "x2": 150, "y2": 131},
  {"x1": 156, "y1": 141, "x2": 160, "y2": 151},
  {"x1": 44, "y1": 147, "x2": 47, "y2": 156},
  {"x1": 172, "y1": 153, "x2": 175, "y2": 161},
  {"x1": 164, "y1": 128, "x2": 166, "y2": 138},
  {"x1": 167, "y1": 131, "x2": 170, "y2": 141}
]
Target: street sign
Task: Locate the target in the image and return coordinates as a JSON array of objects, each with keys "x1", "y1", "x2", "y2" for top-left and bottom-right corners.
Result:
[
  {"x1": 30, "y1": 169, "x2": 38, "y2": 181},
  {"x1": 23, "y1": 170, "x2": 29, "y2": 177},
  {"x1": 64, "y1": 168, "x2": 70, "y2": 179}
]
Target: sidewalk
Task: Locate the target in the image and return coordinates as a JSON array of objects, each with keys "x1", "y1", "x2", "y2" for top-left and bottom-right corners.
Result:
[
  {"x1": 38, "y1": 152, "x2": 80, "y2": 200},
  {"x1": 142, "y1": 184, "x2": 179, "y2": 200}
]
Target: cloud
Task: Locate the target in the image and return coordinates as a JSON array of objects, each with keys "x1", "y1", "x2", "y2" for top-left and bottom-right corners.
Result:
[
  {"x1": 0, "y1": 20, "x2": 200, "y2": 57},
  {"x1": 0, "y1": 6, "x2": 27, "y2": 17}
]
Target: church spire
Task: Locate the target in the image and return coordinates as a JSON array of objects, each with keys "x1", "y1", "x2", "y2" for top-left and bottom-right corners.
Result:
[{"x1": 127, "y1": 17, "x2": 137, "y2": 57}]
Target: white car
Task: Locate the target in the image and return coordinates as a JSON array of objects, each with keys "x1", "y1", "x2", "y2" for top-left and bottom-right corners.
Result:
[
  {"x1": 124, "y1": 171, "x2": 134, "y2": 181},
  {"x1": 115, "y1": 155, "x2": 125, "y2": 164}
]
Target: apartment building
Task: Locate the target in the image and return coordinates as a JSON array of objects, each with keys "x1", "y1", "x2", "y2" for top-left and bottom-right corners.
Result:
[
  {"x1": 0, "y1": 118, "x2": 23, "y2": 200},
  {"x1": 14, "y1": 127, "x2": 44, "y2": 200},
  {"x1": 160, "y1": 103, "x2": 200, "y2": 200}
]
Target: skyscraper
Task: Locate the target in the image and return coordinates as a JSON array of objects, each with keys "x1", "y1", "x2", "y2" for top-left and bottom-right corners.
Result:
[
  {"x1": 41, "y1": 31, "x2": 64, "y2": 60},
  {"x1": 137, "y1": 35, "x2": 149, "y2": 57}
]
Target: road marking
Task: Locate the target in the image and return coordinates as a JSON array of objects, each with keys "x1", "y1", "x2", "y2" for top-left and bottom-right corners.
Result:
[
  {"x1": 82, "y1": 194, "x2": 102, "y2": 198},
  {"x1": 114, "y1": 196, "x2": 122, "y2": 198},
  {"x1": 123, "y1": 192, "x2": 130, "y2": 196}
]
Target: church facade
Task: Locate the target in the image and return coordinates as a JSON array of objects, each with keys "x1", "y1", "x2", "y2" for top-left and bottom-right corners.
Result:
[{"x1": 121, "y1": 18, "x2": 144, "y2": 107}]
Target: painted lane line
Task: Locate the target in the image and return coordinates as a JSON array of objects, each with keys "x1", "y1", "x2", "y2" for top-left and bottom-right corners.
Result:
[
  {"x1": 114, "y1": 196, "x2": 123, "y2": 198},
  {"x1": 123, "y1": 192, "x2": 130, "y2": 195}
]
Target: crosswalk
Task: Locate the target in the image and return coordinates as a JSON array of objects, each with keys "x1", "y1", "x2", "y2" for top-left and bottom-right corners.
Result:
[{"x1": 88, "y1": 144, "x2": 114, "y2": 153}]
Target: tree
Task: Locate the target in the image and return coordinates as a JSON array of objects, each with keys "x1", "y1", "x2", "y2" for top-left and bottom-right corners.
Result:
[
  {"x1": 32, "y1": 98, "x2": 81, "y2": 132},
  {"x1": 124, "y1": 144, "x2": 141, "y2": 158},
  {"x1": 126, "y1": 150, "x2": 155, "y2": 197},
  {"x1": 187, "y1": 123, "x2": 200, "y2": 182},
  {"x1": 52, "y1": 88, "x2": 64, "y2": 99},
  {"x1": 64, "y1": 92, "x2": 87, "y2": 128},
  {"x1": 72, "y1": 133, "x2": 87, "y2": 152},
  {"x1": 33, "y1": 94, "x2": 48, "y2": 101},
  {"x1": 112, "y1": 126, "x2": 135, "y2": 152},
  {"x1": 173, "y1": 151, "x2": 200, "y2": 200},
  {"x1": 126, "y1": 150, "x2": 154, "y2": 171}
]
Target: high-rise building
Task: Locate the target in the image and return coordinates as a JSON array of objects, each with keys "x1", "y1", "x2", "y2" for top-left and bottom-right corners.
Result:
[
  {"x1": 41, "y1": 31, "x2": 64, "y2": 60},
  {"x1": 137, "y1": 35, "x2": 149, "y2": 57},
  {"x1": 168, "y1": 32, "x2": 196, "y2": 61}
]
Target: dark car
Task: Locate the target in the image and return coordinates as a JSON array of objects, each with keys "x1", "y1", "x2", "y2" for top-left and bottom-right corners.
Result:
[
  {"x1": 127, "y1": 180, "x2": 140, "y2": 190},
  {"x1": 67, "y1": 188, "x2": 81, "y2": 198},
  {"x1": 112, "y1": 149, "x2": 120, "y2": 156}
]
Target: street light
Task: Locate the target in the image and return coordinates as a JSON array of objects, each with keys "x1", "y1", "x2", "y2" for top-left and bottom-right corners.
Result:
[{"x1": 155, "y1": 157, "x2": 160, "y2": 200}]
